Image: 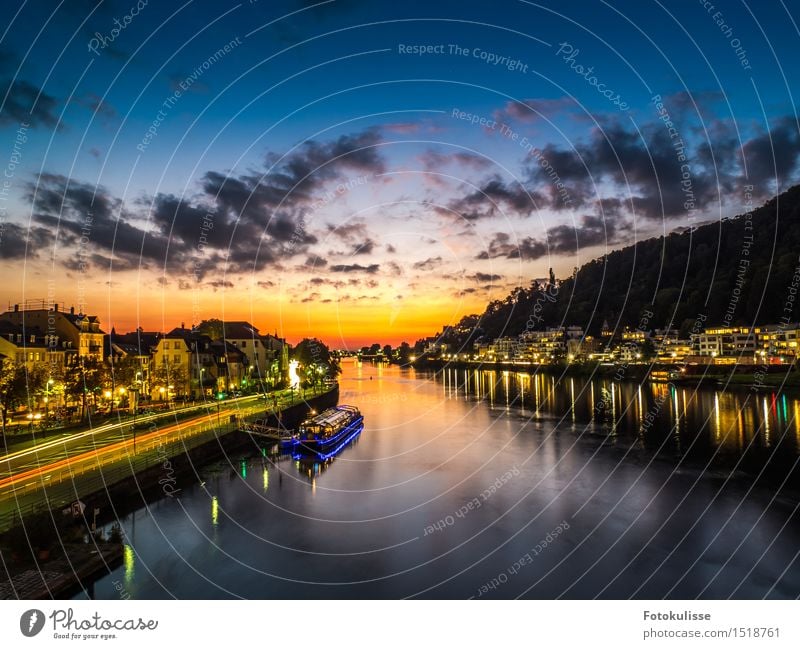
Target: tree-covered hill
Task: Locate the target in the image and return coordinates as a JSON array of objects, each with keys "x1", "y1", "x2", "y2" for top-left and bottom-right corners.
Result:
[{"x1": 430, "y1": 185, "x2": 800, "y2": 347}]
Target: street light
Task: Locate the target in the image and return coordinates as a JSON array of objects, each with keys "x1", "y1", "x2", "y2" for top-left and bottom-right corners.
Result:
[{"x1": 45, "y1": 378, "x2": 54, "y2": 425}]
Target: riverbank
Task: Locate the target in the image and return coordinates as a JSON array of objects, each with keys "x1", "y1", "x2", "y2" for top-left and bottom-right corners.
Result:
[
  {"x1": 0, "y1": 387, "x2": 338, "y2": 599},
  {"x1": 414, "y1": 358, "x2": 800, "y2": 392}
]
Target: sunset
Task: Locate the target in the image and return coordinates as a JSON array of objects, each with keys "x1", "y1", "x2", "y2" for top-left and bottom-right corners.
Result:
[{"x1": 1, "y1": 0, "x2": 800, "y2": 643}]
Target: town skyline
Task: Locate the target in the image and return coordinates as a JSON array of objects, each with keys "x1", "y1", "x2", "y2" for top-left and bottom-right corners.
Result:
[{"x1": 2, "y1": 1, "x2": 799, "y2": 349}]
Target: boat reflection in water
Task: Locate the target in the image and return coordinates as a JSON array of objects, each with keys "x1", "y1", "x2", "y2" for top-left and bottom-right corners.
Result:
[
  {"x1": 288, "y1": 404, "x2": 364, "y2": 480},
  {"x1": 292, "y1": 405, "x2": 364, "y2": 460}
]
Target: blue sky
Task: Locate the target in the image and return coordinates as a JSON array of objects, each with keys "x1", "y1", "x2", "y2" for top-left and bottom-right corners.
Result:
[{"x1": 1, "y1": 0, "x2": 798, "y2": 344}]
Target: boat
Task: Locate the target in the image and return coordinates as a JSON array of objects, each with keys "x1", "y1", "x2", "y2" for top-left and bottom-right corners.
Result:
[{"x1": 294, "y1": 405, "x2": 363, "y2": 459}]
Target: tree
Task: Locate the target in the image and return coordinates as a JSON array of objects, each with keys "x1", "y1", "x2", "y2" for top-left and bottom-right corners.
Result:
[
  {"x1": 397, "y1": 342, "x2": 412, "y2": 365},
  {"x1": 63, "y1": 359, "x2": 104, "y2": 421},
  {"x1": 0, "y1": 359, "x2": 40, "y2": 436},
  {"x1": 382, "y1": 344, "x2": 393, "y2": 358},
  {"x1": 152, "y1": 363, "x2": 184, "y2": 399},
  {"x1": 292, "y1": 338, "x2": 341, "y2": 390}
]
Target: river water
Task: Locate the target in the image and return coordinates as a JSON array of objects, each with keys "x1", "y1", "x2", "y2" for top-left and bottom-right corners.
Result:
[{"x1": 77, "y1": 361, "x2": 800, "y2": 599}]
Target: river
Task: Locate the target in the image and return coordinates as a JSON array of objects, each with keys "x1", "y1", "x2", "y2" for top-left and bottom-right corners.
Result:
[{"x1": 77, "y1": 360, "x2": 800, "y2": 599}]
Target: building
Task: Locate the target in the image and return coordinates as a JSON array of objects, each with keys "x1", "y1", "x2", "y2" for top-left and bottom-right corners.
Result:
[
  {"x1": 153, "y1": 325, "x2": 251, "y2": 400},
  {"x1": 195, "y1": 320, "x2": 287, "y2": 387},
  {"x1": 757, "y1": 324, "x2": 800, "y2": 361},
  {"x1": 107, "y1": 328, "x2": 162, "y2": 397},
  {"x1": 656, "y1": 339, "x2": 694, "y2": 363},
  {"x1": 691, "y1": 326, "x2": 760, "y2": 360},
  {"x1": 517, "y1": 329, "x2": 567, "y2": 361},
  {"x1": 152, "y1": 327, "x2": 214, "y2": 400},
  {"x1": 0, "y1": 320, "x2": 72, "y2": 372},
  {"x1": 1, "y1": 303, "x2": 105, "y2": 361}
]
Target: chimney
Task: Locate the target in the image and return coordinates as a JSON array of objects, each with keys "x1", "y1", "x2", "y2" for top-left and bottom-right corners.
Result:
[
  {"x1": 70, "y1": 306, "x2": 75, "y2": 315},
  {"x1": 13, "y1": 304, "x2": 18, "y2": 312},
  {"x1": 181, "y1": 322, "x2": 185, "y2": 329},
  {"x1": 54, "y1": 303, "x2": 59, "y2": 312}
]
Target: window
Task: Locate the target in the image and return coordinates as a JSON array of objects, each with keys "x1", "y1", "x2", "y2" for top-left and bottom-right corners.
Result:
[{"x1": 173, "y1": 354, "x2": 181, "y2": 363}]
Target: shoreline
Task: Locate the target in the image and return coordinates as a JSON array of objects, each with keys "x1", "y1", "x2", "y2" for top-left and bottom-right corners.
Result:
[
  {"x1": 413, "y1": 358, "x2": 800, "y2": 393},
  {"x1": 0, "y1": 387, "x2": 339, "y2": 600}
]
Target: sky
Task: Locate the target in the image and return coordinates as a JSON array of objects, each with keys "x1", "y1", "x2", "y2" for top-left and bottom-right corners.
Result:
[{"x1": 0, "y1": 0, "x2": 798, "y2": 347}]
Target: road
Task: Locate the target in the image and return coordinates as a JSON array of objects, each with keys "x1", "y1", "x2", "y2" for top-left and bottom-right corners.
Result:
[{"x1": 0, "y1": 394, "x2": 269, "y2": 479}]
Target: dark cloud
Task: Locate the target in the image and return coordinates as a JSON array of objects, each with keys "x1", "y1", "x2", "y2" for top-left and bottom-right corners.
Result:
[
  {"x1": 419, "y1": 150, "x2": 491, "y2": 171},
  {"x1": 476, "y1": 214, "x2": 629, "y2": 260},
  {"x1": 0, "y1": 79, "x2": 60, "y2": 129},
  {"x1": 350, "y1": 238, "x2": 376, "y2": 255},
  {"x1": 470, "y1": 272, "x2": 502, "y2": 282},
  {"x1": 0, "y1": 223, "x2": 55, "y2": 259},
  {"x1": 330, "y1": 263, "x2": 380, "y2": 274},
  {"x1": 740, "y1": 116, "x2": 800, "y2": 190},
  {"x1": 16, "y1": 128, "x2": 388, "y2": 278},
  {"x1": 412, "y1": 256, "x2": 442, "y2": 270},
  {"x1": 441, "y1": 177, "x2": 541, "y2": 220},
  {"x1": 521, "y1": 114, "x2": 800, "y2": 219},
  {"x1": 304, "y1": 254, "x2": 328, "y2": 267}
]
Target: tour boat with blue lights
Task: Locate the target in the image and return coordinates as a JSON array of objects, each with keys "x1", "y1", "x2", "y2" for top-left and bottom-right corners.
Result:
[{"x1": 295, "y1": 405, "x2": 363, "y2": 460}]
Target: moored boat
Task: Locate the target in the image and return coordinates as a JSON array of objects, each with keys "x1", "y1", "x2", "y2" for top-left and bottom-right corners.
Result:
[{"x1": 295, "y1": 405, "x2": 363, "y2": 459}]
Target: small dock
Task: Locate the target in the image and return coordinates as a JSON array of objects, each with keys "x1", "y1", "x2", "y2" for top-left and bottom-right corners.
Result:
[{"x1": 240, "y1": 420, "x2": 295, "y2": 442}]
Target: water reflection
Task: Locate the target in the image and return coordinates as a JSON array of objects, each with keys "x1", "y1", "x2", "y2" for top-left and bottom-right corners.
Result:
[
  {"x1": 436, "y1": 367, "x2": 800, "y2": 480},
  {"x1": 74, "y1": 362, "x2": 800, "y2": 600}
]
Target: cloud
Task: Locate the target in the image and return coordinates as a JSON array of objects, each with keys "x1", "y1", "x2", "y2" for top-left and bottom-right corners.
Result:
[
  {"x1": 0, "y1": 223, "x2": 55, "y2": 259},
  {"x1": 470, "y1": 272, "x2": 502, "y2": 282},
  {"x1": 740, "y1": 116, "x2": 800, "y2": 190},
  {"x1": 350, "y1": 238, "x2": 376, "y2": 255},
  {"x1": 304, "y1": 254, "x2": 328, "y2": 267},
  {"x1": 476, "y1": 213, "x2": 629, "y2": 260},
  {"x1": 520, "y1": 114, "x2": 800, "y2": 219},
  {"x1": 412, "y1": 256, "x2": 443, "y2": 270},
  {"x1": 330, "y1": 263, "x2": 380, "y2": 273},
  {"x1": 16, "y1": 128, "x2": 389, "y2": 279},
  {"x1": 492, "y1": 97, "x2": 574, "y2": 124},
  {"x1": 0, "y1": 79, "x2": 60, "y2": 129},
  {"x1": 440, "y1": 177, "x2": 541, "y2": 220},
  {"x1": 419, "y1": 150, "x2": 491, "y2": 171}
]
